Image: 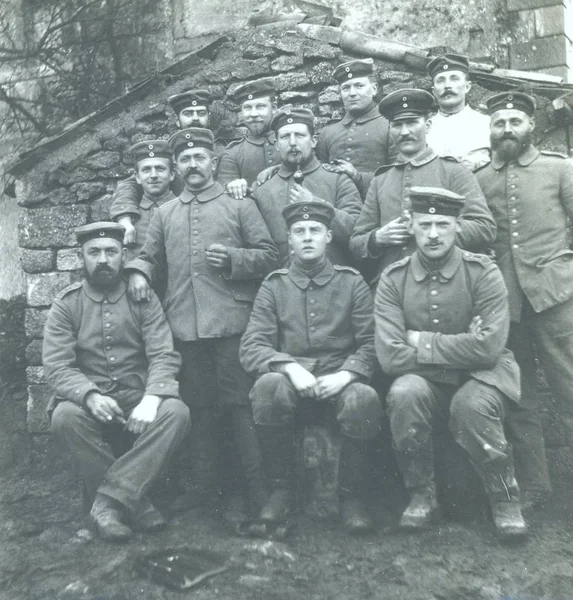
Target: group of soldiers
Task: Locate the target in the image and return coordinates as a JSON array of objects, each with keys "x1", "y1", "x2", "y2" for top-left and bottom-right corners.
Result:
[{"x1": 41, "y1": 52, "x2": 573, "y2": 545}]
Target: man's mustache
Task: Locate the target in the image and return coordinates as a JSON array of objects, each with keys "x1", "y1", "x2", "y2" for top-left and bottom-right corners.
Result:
[
  {"x1": 95, "y1": 265, "x2": 114, "y2": 272},
  {"x1": 184, "y1": 168, "x2": 202, "y2": 176}
]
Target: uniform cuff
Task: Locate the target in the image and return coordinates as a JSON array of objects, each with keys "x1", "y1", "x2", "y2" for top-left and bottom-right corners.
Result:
[
  {"x1": 417, "y1": 332, "x2": 435, "y2": 364},
  {"x1": 145, "y1": 382, "x2": 179, "y2": 398},
  {"x1": 341, "y1": 357, "x2": 372, "y2": 380},
  {"x1": 367, "y1": 230, "x2": 384, "y2": 258},
  {"x1": 79, "y1": 384, "x2": 101, "y2": 407}
]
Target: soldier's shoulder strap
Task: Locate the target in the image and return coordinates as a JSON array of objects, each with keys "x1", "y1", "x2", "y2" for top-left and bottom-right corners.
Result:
[
  {"x1": 441, "y1": 155, "x2": 461, "y2": 163},
  {"x1": 374, "y1": 163, "x2": 395, "y2": 176},
  {"x1": 461, "y1": 251, "x2": 493, "y2": 268},
  {"x1": 333, "y1": 264, "x2": 361, "y2": 275},
  {"x1": 473, "y1": 160, "x2": 491, "y2": 173},
  {"x1": 540, "y1": 150, "x2": 568, "y2": 159},
  {"x1": 55, "y1": 281, "x2": 82, "y2": 300},
  {"x1": 224, "y1": 137, "x2": 245, "y2": 150},
  {"x1": 382, "y1": 255, "x2": 411, "y2": 276},
  {"x1": 264, "y1": 268, "x2": 289, "y2": 281}
]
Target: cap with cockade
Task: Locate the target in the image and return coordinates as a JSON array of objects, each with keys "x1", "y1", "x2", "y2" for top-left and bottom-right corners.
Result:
[
  {"x1": 169, "y1": 128, "x2": 214, "y2": 158},
  {"x1": 332, "y1": 58, "x2": 374, "y2": 83},
  {"x1": 427, "y1": 53, "x2": 470, "y2": 79},
  {"x1": 486, "y1": 92, "x2": 536, "y2": 117},
  {"x1": 130, "y1": 140, "x2": 172, "y2": 163},
  {"x1": 410, "y1": 187, "x2": 465, "y2": 216},
  {"x1": 233, "y1": 78, "x2": 276, "y2": 104},
  {"x1": 378, "y1": 89, "x2": 435, "y2": 121},
  {"x1": 271, "y1": 106, "x2": 315, "y2": 133},
  {"x1": 167, "y1": 90, "x2": 212, "y2": 116},
  {"x1": 282, "y1": 199, "x2": 335, "y2": 229},
  {"x1": 75, "y1": 222, "x2": 125, "y2": 245}
]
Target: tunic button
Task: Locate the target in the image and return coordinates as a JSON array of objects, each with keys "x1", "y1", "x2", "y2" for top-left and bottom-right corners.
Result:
[
  {"x1": 511, "y1": 219, "x2": 517, "y2": 224},
  {"x1": 193, "y1": 251, "x2": 198, "y2": 255},
  {"x1": 160, "y1": 383, "x2": 165, "y2": 388},
  {"x1": 310, "y1": 326, "x2": 316, "y2": 332},
  {"x1": 106, "y1": 335, "x2": 112, "y2": 340},
  {"x1": 513, "y1": 244, "x2": 519, "y2": 249},
  {"x1": 193, "y1": 230, "x2": 198, "y2": 235},
  {"x1": 510, "y1": 184, "x2": 516, "y2": 189},
  {"x1": 511, "y1": 208, "x2": 517, "y2": 212},
  {"x1": 110, "y1": 357, "x2": 116, "y2": 362},
  {"x1": 431, "y1": 276, "x2": 437, "y2": 281},
  {"x1": 430, "y1": 290, "x2": 438, "y2": 296},
  {"x1": 309, "y1": 299, "x2": 315, "y2": 304},
  {"x1": 194, "y1": 200, "x2": 199, "y2": 205},
  {"x1": 104, "y1": 312, "x2": 110, "y2": 317},
  {"x1": 425, "y1": 344, "x2": 431, "y2": 350},
  {"x1": 103, "y1": 300, "x2": 108, "y2": 304},
  {"x1": 193, "y1": 219, "x2": 198, "y2": 224},
  {"x1": 310, "y1": 312, "x2": 316, "y2": 317},
  {"x1": 432, "y1": 318, "x2": 439, "y2": 324},
  {"x1": 105, "y1": 323, "x2": 111, "y2": 328},
  {"x1": 75, "y1": 389, "x2": 80, "y2": 395},
  {"x1": 510, "y1": 197, "x2": 516, "y2": 202},
  {"x1": 431, "y1": 304, "x2": 438, "y2": 310},
  {"x1": 105, "y1": 346, "x2": 111, "y2": 351},
  {"x1": 194, "y1": 272, "x2": 199, "y2": 277},
  {"x1": 512, "y1": 232, "x2": 519, "y2": 237},
  {"x1": 112, "y1": 376, "x2": 117, "y2": 381}
]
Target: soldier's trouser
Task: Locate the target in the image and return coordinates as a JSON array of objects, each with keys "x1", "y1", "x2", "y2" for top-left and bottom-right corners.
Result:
[
  {"x1": 177, "y1": 337, "x2": 263, "y2": 498},
  {"x1": 507, "y1": 298, "x2": 573, "y2": 492},
  {"x1": 387, "y1": 374, "x2": 513, "y2": 477},
  {"x1": 251, "y1": 372, "x2": 382, "y2": 495},
  {"x1": 51, "y1": 397, "x2": 190, "y2": 513}
]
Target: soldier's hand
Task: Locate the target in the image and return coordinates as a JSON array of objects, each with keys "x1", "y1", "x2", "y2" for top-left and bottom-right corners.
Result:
[
  {"x1": 406, "y1": 330, "x2": 420, "y2": 348},
  {"x1": 206, "y1": 244, "x2": 231, "y2": 269},
  {"x1": 126, "y1": 395, "x2": 161, "y2": 435},
  {"x1": 288, "y1": 183, "x2": 314, "y2": 204},
  {"x1": 128, "y1": 273, "x2": 151, "y2": 302},
  {"x1": 283, "y1": 363, "x2": 318, "y2": 398},
  {"x1": 315, "y1": 370, "x2": 356, "y2": 400},
  {"x1": 324, "y1": 159, "x2": 358, "y2": 182},
  {"x1": 256, "y1": 165, "x2": 280, "y2": 185},
  {"x1": 85, "y1": 392, "x2": 125, "y2": 424},
  {"x1": 118, "y1": 216, "x2": 137, "y2": 246},
  {"x1": 468, "y1": 315, "x2": 483, "y2": 335},
  {"x1": 374, "y1": 217, "x2": 412, "y2": 246},
  {"x1": 226, "y1": 178, "x2": 249, "y2": 199}
]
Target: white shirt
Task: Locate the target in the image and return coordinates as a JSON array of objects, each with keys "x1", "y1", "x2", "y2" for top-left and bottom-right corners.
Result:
[{"x1": 427, "y1": 105, "x2": 491, "y2": 170}]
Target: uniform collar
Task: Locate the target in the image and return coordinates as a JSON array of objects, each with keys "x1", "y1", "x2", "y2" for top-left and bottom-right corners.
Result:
[
  {"x1": 395, "y1": 145, "x2": 437, "y2": 167},
  {"x1": 82, "y1": 278, "x2": 127, "y2": 303},
  {"x1": 246, "y1": 130, "x2": 276, "y2": 146},
  {"x1": 341, "y1": 103, "x2": 380, "y2": 125},
  {"x1": 278, "y1": 155, "x2": 321, "y2": 178},
  {"x1": 179, "y1": 182, "x2": 225, "y2": 203},
  {"x1": 410, "y1": 246, "x2": 462, "y2": 282},
  {"x1": 433, "y1": 104, "x2": 470, "y2": 119},
  {"x1": 140, "y1": 190, "x2": 176, "y2": 209},
  {"x1": 490, "y1": 144, "x2": 539, "y2": 170},
  {"x1": 288, "y1": 258, "x2": 335, "y2": 289}
]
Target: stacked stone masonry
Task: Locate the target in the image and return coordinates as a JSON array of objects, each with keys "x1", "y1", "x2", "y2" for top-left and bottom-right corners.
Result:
[{"x1": 15, "y1": 27, "x2": 570, "y2": 456}]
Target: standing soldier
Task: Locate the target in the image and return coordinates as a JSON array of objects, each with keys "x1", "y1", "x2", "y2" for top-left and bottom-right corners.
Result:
[
  {"x1": 110, "y1": 89, "x2": 215, "y2": 246},
  {"x1": 218, "y1": 78, "x2": 281, "y2": 198},
  {"x1": 475, "y1": 92, "x2": 573, "y2": 507},
  {"x1": 127, "y1": 128, "x2": 278, "y2": 514},
  {"x1": 44, "y1": 222, "x2": 190, "y2": 542},
  {"x1": 317, "y1": 58, "x2": 395, "y2": 198},
  {"x1": 426, "y1": 53, "x2": 491, "y2": 171},
  {"x1": 375, "y1": 187, "x2": 527, "y2": 540},
  {"x1": 253, "y1": 106, "x2": 362, "y2": 266},
  {"x1": 240, "y1": 200, "x2": 382, "y2": 534},
  {"x1": 350, "y1": 89, "x2": 495, "y2": 282}
]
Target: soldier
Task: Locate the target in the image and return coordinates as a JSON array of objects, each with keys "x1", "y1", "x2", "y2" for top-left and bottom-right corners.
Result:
[
  {"x1": 475, "y1": 92, "x2": 573, "y2": 507},
  {"x1": 375, "y1": 187, "x2": 527, "y2": 540},
  {"x1": 350, "y1": 88, "x2": 496, "y2": 283},
  {"x1": 240, "y1": 200, "x2": 382, "y2": 534},
  {"x1": 127, "y1": 128, "x2": 278, "y2": 514},
  {"x1": 316, "y1": 58, "x2": 395, "y2": 198},
  {"x1": 110, "y1": 89, "x2": 214, "y2": 246},
  {"x1": 426, "y1": 53, "x2": 490, "y2": 171},
  {"x1": 253, "y1": 106, "x2": 362, "y2": 266},
  {"x1": 218, "y1": 77, "x2": 281, "y2": 198},
  {"x1": 44, "y1": 222, "x2": 190, "y2": 542}
]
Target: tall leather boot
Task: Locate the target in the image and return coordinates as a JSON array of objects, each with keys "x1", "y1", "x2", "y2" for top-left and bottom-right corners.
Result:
[
  {"x1": 395, "y1": 440, "x2": 439, "y2": 530},
  {"x1": 256, "y1": 423, "x2": 296, "y2": 522},
  {"x1": 339, "y1": 436, "x2": 373, "y2": 534},
  {"x1": 471, "y1": 452, "x2": 528, "y2": 540}
]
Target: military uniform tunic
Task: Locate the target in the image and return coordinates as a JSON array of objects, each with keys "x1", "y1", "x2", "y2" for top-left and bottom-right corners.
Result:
[
  {"x1": 252, "y1": 155, "x2": 362, "y2": 266},
  {"x1": 217, "y1": 131, "x2": 281, "y2": 187},
  {"x1": 316, "y1": 103, "x2": 395, "y2": 197},
  {"x1": 350, "y1": 146, "x2": 496, "y2": 280}
]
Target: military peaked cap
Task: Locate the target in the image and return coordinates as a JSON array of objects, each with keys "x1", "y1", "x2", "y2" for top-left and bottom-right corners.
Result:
[
  {"x1": 332, "y1": 58, "x2": 374, "y2": 83},
  {"x1": 486, "y1": 92, "x2": 536, "y2": 116},
  {"x1": 271, "y1": 106, "x2": 315, "y2": 132},
  {"x1": 410, "y1": 187, "x2": 465, "y2": 216},
  {"x1": 427, "y1": 53, "x2": 470, "y2": 79},
  {"x1": 130, "y1": 139, "x2": 172, "y2": 163},
  {"x1": 168, "y1": 89, "x2": 212, "y2": 116},
  {"x1": 282, "y1": 199, "x2": 335, "y2": 228},
  {"x1": 378, "y1": 88, "x2": 435, "y2": 121},
  {"x1": 169, "y1": 128, "x2": 214, "y2": 157},
  {"x1": 233, "y1": 78, "x2": 276, "y2": 104},
  {"x1": 75, "y1": 222, "x2": 125, "y2": 245}
]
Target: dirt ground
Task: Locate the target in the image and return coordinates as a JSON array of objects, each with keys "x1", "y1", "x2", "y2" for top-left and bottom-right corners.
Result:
[{"x1": 2, "y1": 444, "x2": 573, "y2": 600}]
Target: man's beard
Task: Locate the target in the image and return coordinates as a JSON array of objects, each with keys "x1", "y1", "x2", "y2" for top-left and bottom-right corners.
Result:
[
  {"x1": 491, "y1": 131, "x2": 532, "y2": 162},
  {"x1": 85, "y1": 265, "x2": 122, "y2": 290},
  {"x1": 246, "y1": 121, "x2": 268, "y2": 137}
]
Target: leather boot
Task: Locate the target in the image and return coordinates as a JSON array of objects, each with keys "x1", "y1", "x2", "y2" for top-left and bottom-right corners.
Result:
[
  {"x1": 395, "y1": 442, "x2": 439, "y2": 530},
  {"x1": 472, "y1": 453, "x2": 528, "y2": 540},
  {"x1": 90, "y1": 493, "x2": 132, "y2": 542},
  {"x1": 256, "y1": 423, "x2": 295, "y2": 522},
  {"x1": 339, "y1": 436, "x2": 373, "y2": 534}
]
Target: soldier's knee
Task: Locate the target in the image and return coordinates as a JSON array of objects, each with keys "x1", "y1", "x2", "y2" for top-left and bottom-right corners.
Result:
[
  {"x1": 450, "y1": 385, "x2": 499, "y2": 430},
  {"x1": 250, "y1": 372, "x2": 295, "y2": 426},
  {"x1": 50, "y1": 401, "x2": 85, "y2": 436},
  {"x1": 160, "y1": 398, "x2": 191, "y2": 431},
  {"x1": 338, "y1": 383, "x2": 382, "y2": 440},
  {"x1": 386, "y1": 374, "x2": 431, "y2": 418}
]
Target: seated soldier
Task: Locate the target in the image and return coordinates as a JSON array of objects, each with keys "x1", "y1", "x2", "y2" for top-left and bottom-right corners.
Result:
[
  {"x1": 240, "y1": 200, "x2": 383, "y2": 534},
  {"x1": 110, "y1": 89, "x2": 214, "y2": 246},
  {"x1": 374, "y1": 187, "x2": 527, "y2": 540},
  {"x1": 44, "y1": 222, "x2": 190, "y2": 542}
]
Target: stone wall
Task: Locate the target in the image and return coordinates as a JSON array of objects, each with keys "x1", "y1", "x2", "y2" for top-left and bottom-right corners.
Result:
[{"x1": 10, "y1": 25, "x2": 573, "y2": 466}]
